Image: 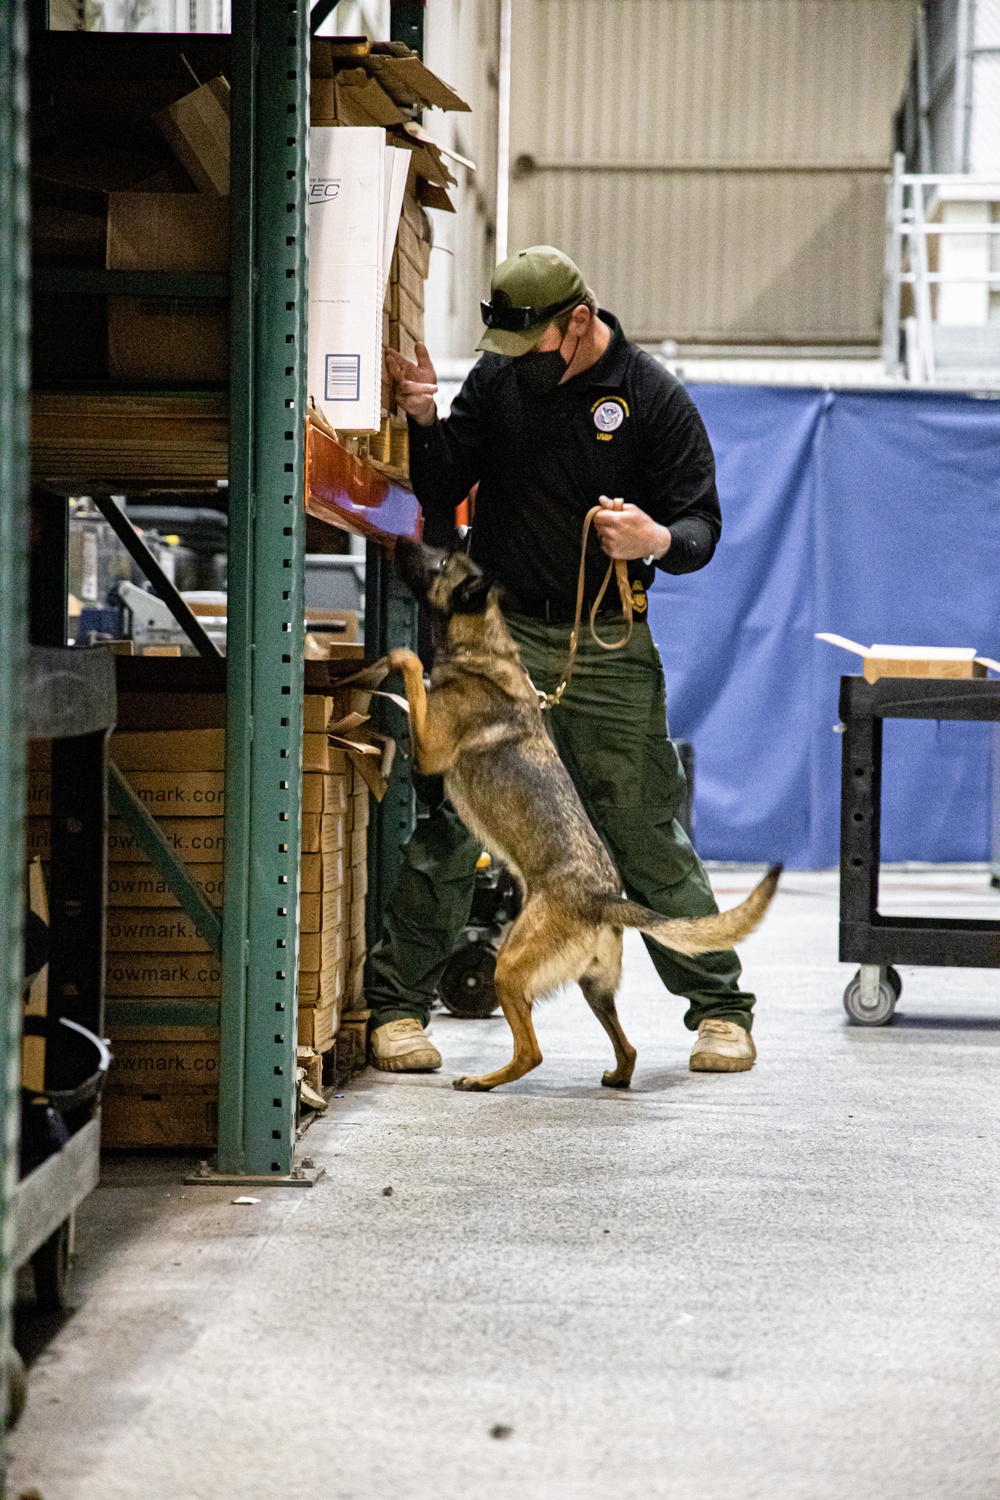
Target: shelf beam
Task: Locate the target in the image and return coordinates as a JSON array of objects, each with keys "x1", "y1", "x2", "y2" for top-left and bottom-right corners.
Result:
[
  {"x1": 32, "y1": 268, "x2": 228, "y2": 299},
  {"x1": 215, "y1": 0, "x2": 309, "y2": 1182}
]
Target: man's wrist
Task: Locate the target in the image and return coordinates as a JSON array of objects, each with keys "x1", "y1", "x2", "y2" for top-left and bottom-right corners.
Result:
[{"x1": 646, "y1": 523, "x2": 671, "y2": 562}]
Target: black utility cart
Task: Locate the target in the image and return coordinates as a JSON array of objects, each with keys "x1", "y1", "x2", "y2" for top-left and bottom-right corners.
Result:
[{"x1": 839, "y1": 673, "x2": 1000, "y2": 1025}]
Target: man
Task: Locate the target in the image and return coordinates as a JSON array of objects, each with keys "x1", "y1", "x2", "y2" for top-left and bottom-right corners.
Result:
[{"x1": 367, "y1": 245, "x2": 756, "y2": 1077}]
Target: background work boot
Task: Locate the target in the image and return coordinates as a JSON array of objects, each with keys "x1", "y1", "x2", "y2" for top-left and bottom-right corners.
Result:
[
  {"x1": 689, "y1": 1019, "x2": 756, "y2": 1073},
  {"x1": 370, "y1": 1019, "x2": 442, "y2": 1073}
]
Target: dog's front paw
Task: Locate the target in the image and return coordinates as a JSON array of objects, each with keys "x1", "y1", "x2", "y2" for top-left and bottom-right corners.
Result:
[{"x1": 453, "y1": 1075, "x2": 494, "y2": 1092}]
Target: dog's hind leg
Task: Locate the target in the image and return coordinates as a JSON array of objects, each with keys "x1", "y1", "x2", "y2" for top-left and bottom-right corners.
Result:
[
  {"x1": 581, "y1": 933, "x2": 635, "y2": 1089},
  {"x1": 453, "y1": 900, "x2": 554, "y2": 1092},
  {"x1": 452, "y1": 971, "x2": 542, "y2": 1092}
]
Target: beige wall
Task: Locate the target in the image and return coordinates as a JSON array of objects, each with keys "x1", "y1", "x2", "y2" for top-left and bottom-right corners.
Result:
[
  {"x1": 422, "y1": 0, "x2": 501, "y2": 359},
  {"x1": 508, "y1": 0, "x2": 918, "y2": 346}
]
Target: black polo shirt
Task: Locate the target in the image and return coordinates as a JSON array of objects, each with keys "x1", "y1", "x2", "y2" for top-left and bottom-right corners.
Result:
[{"x1": 408, "y1": 311, "x2": 721, "y2": 618}]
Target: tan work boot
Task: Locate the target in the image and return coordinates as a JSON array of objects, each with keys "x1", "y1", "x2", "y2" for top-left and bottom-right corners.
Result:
[
  {"x1": 370, "y1": 1019, "x2": 442, "y2": 1073},
  {"x1": 689, "y1": 1019, "x2": 756, "y2": 1073}
]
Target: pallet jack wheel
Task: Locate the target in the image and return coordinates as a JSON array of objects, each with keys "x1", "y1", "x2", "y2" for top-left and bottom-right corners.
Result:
[
  {"x1": 843, "y1": 968, "x2": 898, "y2": 1028},
  {"x1": 31, "y1": 1217, "x2": 71, "y2": 1313},
  {"x1": 438, "y1": 939, "x2": 501, "y2": 1019}
]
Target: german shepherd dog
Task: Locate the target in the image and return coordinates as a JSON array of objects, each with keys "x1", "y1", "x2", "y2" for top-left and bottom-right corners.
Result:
[{"x1": 382, "y1": 538, "x2": 780, "y2": 1092}]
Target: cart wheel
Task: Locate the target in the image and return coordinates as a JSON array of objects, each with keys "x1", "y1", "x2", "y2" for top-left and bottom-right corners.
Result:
[
  {"x1": 843, "y1": 969, "x2": 897, "y2": 1027},
  {"x1": 885, "y1": 966, "x2": 903, "y2": 999},
  {"x1": 6, "y1": 1345, "x2": 27, "y2": 1429},
  {"x1": 438, "y1": 941, "x2": 500, "y2": 1018},
  {"x1": 31, "y1": 1218, "x2": 71, "y2": 1313}
]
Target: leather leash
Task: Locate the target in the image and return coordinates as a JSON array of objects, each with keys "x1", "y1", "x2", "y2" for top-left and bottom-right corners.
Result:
[
  {"x1": 535, "y1": 499, "x2": 633, "y2": 710},
  {"x1": 342, "y1": 500, "x2": 634, "y2": 714}
]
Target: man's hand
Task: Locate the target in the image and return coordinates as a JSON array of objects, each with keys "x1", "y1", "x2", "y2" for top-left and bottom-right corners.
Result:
[
  {"x1": 385, "y1": 342, "x2": 438, "y2": 427},
  {"x1": 593, "y1": 496, "x2": 671, "y2": 561}
]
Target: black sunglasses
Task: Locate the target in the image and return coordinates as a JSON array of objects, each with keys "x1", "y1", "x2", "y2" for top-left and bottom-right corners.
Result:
[{"x1": 480, "y1": 291, "x2": 580, "y2": 332}]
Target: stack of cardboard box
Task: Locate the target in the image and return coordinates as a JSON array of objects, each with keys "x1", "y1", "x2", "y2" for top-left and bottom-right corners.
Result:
[
  {"x1": 309, "y1": 36, "x2": 472, "y2": 461},
  {"x1": 299, "y1": 693, "x2": 371, "y2": 1057},
  {"x1": 25, "y1": 695, "x2": 373, "y2": 1149},
  {"x1": 102, "y1": 727, "x2": 226, "y2": 1149}
]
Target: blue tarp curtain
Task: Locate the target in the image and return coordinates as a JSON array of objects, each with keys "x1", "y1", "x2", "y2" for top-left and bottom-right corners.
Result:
[{"x1": 648, "y1": 387, "x2": 1000, "y2": 868}]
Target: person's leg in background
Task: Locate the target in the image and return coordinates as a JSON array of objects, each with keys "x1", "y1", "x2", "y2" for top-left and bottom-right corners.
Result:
[
  {"x1": 506, "y1": 614, "x2": 757, "y2": 1073},
  {"x1": 365, "y1": 774, "x2": 481, "y2": 1071}
]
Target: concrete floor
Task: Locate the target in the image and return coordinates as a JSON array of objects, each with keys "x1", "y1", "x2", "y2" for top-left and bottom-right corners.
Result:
[{"x1": 9, "y1": 868, "x2": 1000, "y2": 1500}]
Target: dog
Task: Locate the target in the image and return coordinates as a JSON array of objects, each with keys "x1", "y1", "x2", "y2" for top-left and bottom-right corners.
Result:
[{"x1": 381, "y1": 537, "x2": 780, "y2": 1092}]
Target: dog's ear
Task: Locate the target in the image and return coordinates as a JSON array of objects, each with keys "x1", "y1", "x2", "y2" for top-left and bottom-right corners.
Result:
[{"x1": 450, "y1": 572, "x2": 492, "y2": 615}]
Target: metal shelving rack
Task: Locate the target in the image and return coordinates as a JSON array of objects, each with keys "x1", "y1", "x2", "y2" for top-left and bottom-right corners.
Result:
[
  {"x1": 0, "y1": 0, "x2": 29, "y2": 1442},
  {"x1": 209, "y1": 0, "x2": 312, "y2": 1185}
]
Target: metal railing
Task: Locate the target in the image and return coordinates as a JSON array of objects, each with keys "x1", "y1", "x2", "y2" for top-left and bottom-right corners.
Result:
[{"x1": 883, "y1": 153, "x2": 1000, "y2": 382}]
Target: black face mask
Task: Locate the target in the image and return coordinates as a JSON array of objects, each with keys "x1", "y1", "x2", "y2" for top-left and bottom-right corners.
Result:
[{"x1": 514, "y1": 348, "x2": 568, "y2": 398}]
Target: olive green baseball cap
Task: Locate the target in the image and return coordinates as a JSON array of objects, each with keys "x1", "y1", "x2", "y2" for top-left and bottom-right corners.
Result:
[{"x1": 477, "y1": 245, "x2": 589, "y2": 356}]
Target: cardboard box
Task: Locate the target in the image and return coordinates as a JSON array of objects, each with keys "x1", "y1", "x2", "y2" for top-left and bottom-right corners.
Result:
[
  {"x1": 344, "y1": 961, "x2": 365, "y2": 1008},
  {"x1": 301, "y1": 771, "x2": 350, "y2": 816},
  {"x1": 302, "y1": 735, "x2": 351, "y2": 774},
  {"x1": 300, "y1": 810, "x2": 346, "y2": 855},
  {"x1": 106, "y1": 909, "x2": 213, "y2": 953},
  {"x1": 107, "y1": 817, "x2": 225, "y2": 864},
  {"x1": 303, "y1": 696, "x2": 333, "y2": 733},
  {"x1": 345, "y1": 861, "x2": 367, "y2": 904},
  {"x1": 74, "y1": 771, "x2": 225, "y2": 818},
  {"x1": 299, "y1": 887, "x2": 343, "y2": 934},
  {"x1": 106, "y1": 1025, "x2": 219, "y2": 1043},
  {"x1": 106, "y1": 192, "x2": 228, "y2": 273},
  {"x1": 153, "y1": 77, "x2": 231, "y2": 196},
  {"x1": 350, "y1": 828, "x2": 367, "y2": 868},
  {"x1": 298, "y1": 924, "x2": 345, "y2": 975},
  {"x1": 323, "y1": 849, "x2": 346, "y2": 889},
  {"x1": 107, "y1": 863, "x2": 224, "y2": 908},
  {"x1": 105, "y1": 1039, "x2": 220, "y2": 1094},
  {"x1": 108, "y1": 296, "x2": 228, "y2": 383},
  {"x1": 298, "y1": 960, "x2": 344, "y2": 1009},
  {"x1": 101, "y1": 1093, "x2": 218, "y2": 1149},
  {"x1": 111, "y1": 729, "x2": 225, "y2": 771},
  {"x1": 816, "y1": 634, "x2": 1000, "y2": 685},
  {"x1": 397, "y1": 213, "x2": 431, "y2": 278},
  {"x1": 298, "y1": 1003, "x2": 336, "y2": 1050},
  {"x1": 105, "y1": 953, "x2": 222, "y2": 997},
  {"x1": 309, "y1": 127, "x2": 385, "y2": 433}
]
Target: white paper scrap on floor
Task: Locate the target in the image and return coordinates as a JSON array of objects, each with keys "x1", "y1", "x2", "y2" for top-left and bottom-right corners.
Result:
[{"x1": 9, "y1": 868, "x2": 1000, "y2": 1500}]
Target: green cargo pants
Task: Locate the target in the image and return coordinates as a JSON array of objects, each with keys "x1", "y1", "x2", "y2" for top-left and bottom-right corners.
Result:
[{"x1": 364, "y1": 615, "x2": 755, "y2": 1033}]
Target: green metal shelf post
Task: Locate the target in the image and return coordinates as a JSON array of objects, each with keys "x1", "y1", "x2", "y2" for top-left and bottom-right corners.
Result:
[
  {"x1": 215, "y1": 0, "x2": 310, "y2": 1183},
  {"x1": 0, "y1": 0, "x2": 29, "y2": 1436}
]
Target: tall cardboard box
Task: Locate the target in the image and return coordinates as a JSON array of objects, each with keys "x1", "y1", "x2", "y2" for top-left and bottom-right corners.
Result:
[
  {"x1": 308, "y1": 127, "x2": 385, "y2": 433},
  {"x1": 106, "y1": 192, "x2": 229, "y2": 383}
]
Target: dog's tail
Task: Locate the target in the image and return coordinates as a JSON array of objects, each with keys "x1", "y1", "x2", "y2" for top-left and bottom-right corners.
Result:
[{"x1": 593, "y1": 865, "x2": 782, "y2": 957}]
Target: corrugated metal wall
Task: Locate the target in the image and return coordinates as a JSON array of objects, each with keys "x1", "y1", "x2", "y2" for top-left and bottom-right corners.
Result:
[{"x1": 509, "y1": 0, "x2": 918, "y2": 344}]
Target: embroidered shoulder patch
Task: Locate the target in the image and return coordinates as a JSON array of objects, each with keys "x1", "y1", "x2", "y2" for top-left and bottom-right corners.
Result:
[{"x1": 591, "y1": 396, "x2": 629, "y2": 434}]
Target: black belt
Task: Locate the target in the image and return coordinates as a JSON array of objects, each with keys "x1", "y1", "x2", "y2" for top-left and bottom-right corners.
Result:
[{"x1": 502, "y1": 595, "x2": 622, "y2": 626}]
